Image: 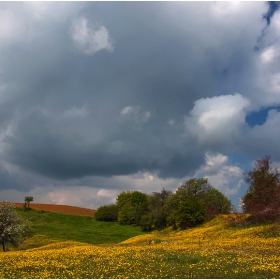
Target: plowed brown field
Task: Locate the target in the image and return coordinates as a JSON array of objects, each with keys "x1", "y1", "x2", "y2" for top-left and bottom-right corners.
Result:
[{"x1": 14, "y1": 203, "x2": 96, "y2": 217}]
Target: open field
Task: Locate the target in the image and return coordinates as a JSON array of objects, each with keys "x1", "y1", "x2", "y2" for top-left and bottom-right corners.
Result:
[
  {"x1": 14, "y1": 203, "x2": 96, "y2": 217},
  {"x1": 1, "y1": 212, "x2": 280, "y2": 278}
]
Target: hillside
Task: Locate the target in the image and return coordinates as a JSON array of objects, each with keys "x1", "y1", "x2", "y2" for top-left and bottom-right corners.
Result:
[
  {"x1": 2, "y1": 214, "x2": 280, "y2": 278},
  {"x1": 14, "y1": 203, "x2": 96, "y2": 217},
  {"x1": 13, "y1": 206, "x2": 145, "y2": 249}
]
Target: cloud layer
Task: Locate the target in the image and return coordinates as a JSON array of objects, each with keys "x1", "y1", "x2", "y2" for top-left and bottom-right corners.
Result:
[{"x1": 0, "y1": 2, "x2": 279, "y2": 209}]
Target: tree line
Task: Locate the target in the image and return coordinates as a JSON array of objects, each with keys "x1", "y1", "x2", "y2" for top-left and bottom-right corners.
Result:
[
  {"x1": 94, "y1": 178, "x2": 232, "y2": 231},
  {"x1": 1, "y1": 155, "x2": 280, "y2": 252}
]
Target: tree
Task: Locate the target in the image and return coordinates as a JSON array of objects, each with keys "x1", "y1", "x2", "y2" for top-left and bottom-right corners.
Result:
[
  {"x1": 0, "y1": 201, "x2": 30, "y2": 252},
  {"x1": 166, "y1": 178, "x2": 231, "y2": 229},
  {"x1": 94, "y1": 204, "x2": 118, "y2": 221},
  {"x1": 24, "y1": 196, "x2": 33, "y2": 211},
  {"x1": 202, "y1": 188, "x2": 231, "y2": 220},
  {"x1": 116, "y1": 191, "x2": 148, "y2": 226},
  {"x1": 116, "y1": 191, "x2": 132, "y2": 211},
  {"x1": 140, "y1": 188, "x2": 173, "y2": 230},
  {"x1": 242, "y1": 155, "x2": 280, "y2": 222},
  {"x1": 173, "y1": 197, "x2": 205, "y2": 230}
]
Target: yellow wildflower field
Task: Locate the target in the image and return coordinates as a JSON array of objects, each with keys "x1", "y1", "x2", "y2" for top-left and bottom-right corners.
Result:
[{"x1": 1, "y1": 214, "x2": 280, "y2": 278}]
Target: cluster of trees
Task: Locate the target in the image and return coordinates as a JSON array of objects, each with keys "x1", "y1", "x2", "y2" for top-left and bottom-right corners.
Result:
[
  {"x1": 95, "y1": 178, "x2": 232, "y2": 231},
  {"x1": 241, "y1": 155, "x2": 280, "y2": 223}
]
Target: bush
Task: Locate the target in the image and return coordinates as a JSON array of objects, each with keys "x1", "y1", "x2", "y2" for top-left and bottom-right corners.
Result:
[{"x1": 94, "y1": 204, "x2": 118, "y2": 221}]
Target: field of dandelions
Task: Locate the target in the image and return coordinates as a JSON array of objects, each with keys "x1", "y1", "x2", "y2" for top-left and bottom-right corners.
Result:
[{"x1": 1, "y1": 214, "x2": 280, "y2": 279}]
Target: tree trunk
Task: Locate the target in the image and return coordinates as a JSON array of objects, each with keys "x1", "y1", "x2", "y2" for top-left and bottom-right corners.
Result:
[{"x1": 2, "y1": 240, "x2": 5, "y2": 252}]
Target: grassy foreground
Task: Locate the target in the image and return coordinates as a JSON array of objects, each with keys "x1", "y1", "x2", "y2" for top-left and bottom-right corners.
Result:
[{"x1": 1, "y1": 212, "x2": 280, "y2": 278}]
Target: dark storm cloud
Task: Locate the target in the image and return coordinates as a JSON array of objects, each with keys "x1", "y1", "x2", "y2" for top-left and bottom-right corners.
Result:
[
  {"x1": 263, "y1": 1, "x2": 280, "y2": 25},
  {"x1": 3, "y1": 105, "x2": 205, "y2": 180},
  {"x1": 0, "y1": 1, "x2": 278, "y2": 197}
]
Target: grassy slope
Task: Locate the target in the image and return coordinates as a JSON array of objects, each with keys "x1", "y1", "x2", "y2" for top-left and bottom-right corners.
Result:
[
  {"x1": 2, "y1": 214, "x2": 280, "y2": 278},
  {"x1": 15, "y1": 207, "x2": 145, "y2": 250}
]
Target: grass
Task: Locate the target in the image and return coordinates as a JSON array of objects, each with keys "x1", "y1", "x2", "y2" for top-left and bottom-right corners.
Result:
[
  {"x1": 2, "y1": 211, "x2": 280, "y2": 278},
  {"x1": 14, "y1": 207, "x2": 145, "y2": 247}
]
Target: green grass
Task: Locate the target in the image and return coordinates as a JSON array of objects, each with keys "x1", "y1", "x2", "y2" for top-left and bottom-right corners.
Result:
[{"x1": 16, "y1": 207, "x2": 145, "y2": 247}]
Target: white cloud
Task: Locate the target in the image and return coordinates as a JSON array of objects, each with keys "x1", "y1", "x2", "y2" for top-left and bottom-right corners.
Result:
[
  {"x1": 120, "y1": 106, "x2": 151, "y2": 124},
  {"x1": 196, "y1": 152, "x2": 244, "y2": 196},
  {"x1": 120, "y1": 106, "x2": 137, "y2": 116},
  {"x1": 0, "y1": 9, "x2": 24, "y2": 43},
  {"x1": 114, "y1": 171, "x2": 182, "y2": 194},
  {"x1": 70, "y1": 17, "x2": 114, "y2": 55},
  {"x1": 260, "y1": 46, "x2": 277, "y2": 64},
  {"x1": 184, "y1": 93, "x2": 250, "y2": 146}
]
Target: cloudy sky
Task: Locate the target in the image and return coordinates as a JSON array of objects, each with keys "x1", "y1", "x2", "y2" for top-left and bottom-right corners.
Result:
[{"x1": 0, "y1": 1, "x2": 280, "y2": 210}]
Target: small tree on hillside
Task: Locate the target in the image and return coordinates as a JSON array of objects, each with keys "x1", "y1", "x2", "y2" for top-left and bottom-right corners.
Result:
[
  {"x1": 24, "y1": 196, "x2": 33, "y2": 211},
  {"x1": 242, "y1": 155, "x2": 280, "y2": 223},
  {"x1": 0, "y1": 201, "x2": 30, "y2": 251}
]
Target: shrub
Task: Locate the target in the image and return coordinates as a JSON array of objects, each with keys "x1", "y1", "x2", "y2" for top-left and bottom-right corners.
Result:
[{"x1": 94, "y1": 204, "x2": 118, "y2": 221}]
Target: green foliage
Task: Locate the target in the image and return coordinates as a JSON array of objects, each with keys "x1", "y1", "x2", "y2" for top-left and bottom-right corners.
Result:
[
  {"x1": 0, "y1": 201, "x2": 30, "y2": 251},
  {"x1": 177, "y1": 178, "x2": 211, "y2": 198},
  {"x1": 24, "y1": 196, "x2": 33, "y2": 211},
  {"x1": 202, "y1": 188, "x2": 231, "y2": 219},
  {"x1": 94, "y1": 204, "x2": 118, "y2": 221},
  {"x1": 174, "y1": 197, "x2": 205, "y2": 229},
  {"x1": 118, "y1": 204, "x2": 136, "y2": 225},
  {"x1": 116, "y1": 191, "x2": 148, "y2": 226},
  {"x1": 140, "y1": 188, "x2": 173, "y2": 231},
  {"x1": 116, "y1": 191, "x2": 132, "y2": 210},
  {"x1": 112, "y1": 179, "x2": 231, "y2": 232}
]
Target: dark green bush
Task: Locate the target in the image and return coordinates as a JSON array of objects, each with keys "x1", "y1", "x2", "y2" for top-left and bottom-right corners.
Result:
[{"x1": 94, "y1": 204, "x2": 118, "y2": 221}]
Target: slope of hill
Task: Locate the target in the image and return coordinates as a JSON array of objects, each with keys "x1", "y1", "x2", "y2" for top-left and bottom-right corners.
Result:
[
  {"x1": 2, "y1": 214, "x2": 280, "y2": 279},
  {"x1": 13, "y1": 207, "x2": 145, "y2": 249},
  {"x1": 14, "y1": 203, "x2": 96, "y2": 217}
]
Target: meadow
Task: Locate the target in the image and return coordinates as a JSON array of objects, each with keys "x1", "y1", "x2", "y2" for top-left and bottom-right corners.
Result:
[{"x1": 1, "y1": 209, "x2": 280, "y2": 278}]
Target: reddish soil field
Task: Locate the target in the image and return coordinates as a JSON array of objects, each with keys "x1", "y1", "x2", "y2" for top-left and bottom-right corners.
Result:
[{"x1": 14, "y1": 203, "x2": 96, "y2": 217}]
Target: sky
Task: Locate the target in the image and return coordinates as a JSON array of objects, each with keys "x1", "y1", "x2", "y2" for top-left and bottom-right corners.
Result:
[{"x1": 0, "y1": 1, "x2": 280, "y2": 211}]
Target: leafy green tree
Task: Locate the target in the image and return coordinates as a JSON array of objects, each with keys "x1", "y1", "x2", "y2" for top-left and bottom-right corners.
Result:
[
  {"x1": 176, "y1": 178, "x2": 211, "y2": 199},
  {"x1": 94, "y1": 204, "x2": 118, "y2": 221},
  {"x1": 116, "y1": 191, "x2": 148, "y2": 225},
  {"x1": 24, "y1": 196, "x2": 33, "y2": 211},
  {"x1": 116, "y1": 191, "x2": 132, "y2": 210},
  {"x1": 174, "y1": 197, "x2": 205, "y2": 229},
  {"x1": 166, "y1": 178, "x2": 231, "y2": 229},
  {"x1": 140, "y1": 188, "x2": 173, "y2": 230},
  {"x1": 202, "y1": 188, "x2": 231, "y2": 219},
  {"x1": 242, "y1": 155, "x2": 280, "y2": 222},
  {"x1": 118, "y1": 204, "x2": 136, "y2": 225},
  {"x1": 0, "y1": 201, "x2": 30, "y2": 252}
]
